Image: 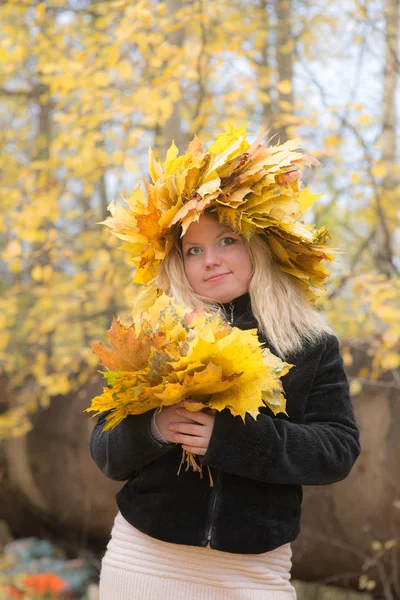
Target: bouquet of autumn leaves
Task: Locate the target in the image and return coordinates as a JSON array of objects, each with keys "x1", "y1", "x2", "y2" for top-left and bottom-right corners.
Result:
[{"x1": 86, "y1": 294, "x2": 292, "y2": 482}]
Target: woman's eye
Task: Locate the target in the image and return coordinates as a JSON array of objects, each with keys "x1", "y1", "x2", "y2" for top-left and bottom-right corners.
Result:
[
  {"x1": 187, "y1": 246, "x2": 202, "y2": 256},
  {"x1": 220, "y1": 237, "x2": 236, "y2": 246}
]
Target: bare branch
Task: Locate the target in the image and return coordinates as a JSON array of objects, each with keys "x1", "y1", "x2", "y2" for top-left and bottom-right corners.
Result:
[{"x1": 297, "y1": 53, "x2": 398, "y2": 277}]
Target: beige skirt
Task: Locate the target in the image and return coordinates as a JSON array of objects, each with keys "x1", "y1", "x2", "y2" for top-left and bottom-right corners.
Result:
[{"x1": 99, "y1": 513, "x2": 296, "y2": 599}]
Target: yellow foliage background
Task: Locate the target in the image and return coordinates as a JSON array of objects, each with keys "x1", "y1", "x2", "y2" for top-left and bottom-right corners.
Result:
[{"x1": 0, "y1": 0, "x2": 399, "y2": 438}]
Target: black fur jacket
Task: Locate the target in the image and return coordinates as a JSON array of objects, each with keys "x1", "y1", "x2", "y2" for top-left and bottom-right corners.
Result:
[{"x1": 89, "y1": 292, "x2": 361, "y2": 554}]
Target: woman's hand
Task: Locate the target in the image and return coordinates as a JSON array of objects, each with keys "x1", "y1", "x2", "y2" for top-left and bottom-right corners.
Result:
[
  {"x1": 169, "y1": 406, "x2": 216, "y2": 456},
  {"x1": 154, "y1": 402, "x2": 199, "y2": 444}
]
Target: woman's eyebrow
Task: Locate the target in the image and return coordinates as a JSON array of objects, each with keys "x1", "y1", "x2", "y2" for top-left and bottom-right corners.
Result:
[{"x1": 216, "y1": 228, "x2": 235, "y2": 237}]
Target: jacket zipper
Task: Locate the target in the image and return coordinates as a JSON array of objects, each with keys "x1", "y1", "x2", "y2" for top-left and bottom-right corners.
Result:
[
  {"x1": 229, "y1": 302, "x2": 234, "y2": 324},
  {"x1": 205, "y1": 470, "x2": 219, "y2": 544},
  {"x1": 205, "y1": 301, "x2": 232, "y2": 544}
]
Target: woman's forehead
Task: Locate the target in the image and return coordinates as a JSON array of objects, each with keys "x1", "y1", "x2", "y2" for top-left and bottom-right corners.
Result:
[
  {"x1": 182, "y1": 217, "x2": 234, "y2": 243},
  {"x1": 184, "y1": 212, "x2": 233, "y2": 233}
]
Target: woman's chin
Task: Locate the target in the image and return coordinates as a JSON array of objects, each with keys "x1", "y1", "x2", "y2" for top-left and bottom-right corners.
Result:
[{"x1": 201, "y1": 288, "x2": 248, "y2": 304}]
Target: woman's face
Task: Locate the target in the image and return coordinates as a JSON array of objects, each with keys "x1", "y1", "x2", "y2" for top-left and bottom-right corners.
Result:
[{"x1": 181, "y1": 213, "x2": 253, "y2": 303}]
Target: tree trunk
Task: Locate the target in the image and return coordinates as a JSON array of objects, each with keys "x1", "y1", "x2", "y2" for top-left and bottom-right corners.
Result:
[
  {"x1": 259, "y1": 0, "x2": 295, "y2": 143},
  {"x1": 273, "y1": 0, "x2": 294, "y2": 143},
  {"x1": 34, "y1": 90, "x2": 55, "y2": 362},
  {"x1": 155, "y1": 0, "x2": 186, "y2": 156},
  {"x1": 374, "y1": 0, "x2": 398, "y2": 275},
  {"x1": 258, "y1": 0, "x2": 274, "y2": 132},
  {"x1": 0, "y1": 376, "x2": 120, "y2": 553}
]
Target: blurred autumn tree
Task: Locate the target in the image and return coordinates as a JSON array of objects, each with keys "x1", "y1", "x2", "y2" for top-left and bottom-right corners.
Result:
[{"x1": 0, "y1": 0, "x2": 399, "y2": 438}]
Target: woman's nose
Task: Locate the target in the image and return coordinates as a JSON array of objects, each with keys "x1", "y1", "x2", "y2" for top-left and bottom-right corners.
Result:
[{"x1": 204, "y1": 248, "x2": 222, "y2": 266}]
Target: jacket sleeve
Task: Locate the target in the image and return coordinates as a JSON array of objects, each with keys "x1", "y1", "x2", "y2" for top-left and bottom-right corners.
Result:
[
  {"x1": 202, "y1": 335, "x2": 361, "y2": 485},
  {"x1": 89, "y1": 409, "x2": 176, "y2": 481}
]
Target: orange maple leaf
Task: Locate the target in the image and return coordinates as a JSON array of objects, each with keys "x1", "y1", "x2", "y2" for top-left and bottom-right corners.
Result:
[{"x1": 93, "y1": 318, "x2": 151, "y2": 371}]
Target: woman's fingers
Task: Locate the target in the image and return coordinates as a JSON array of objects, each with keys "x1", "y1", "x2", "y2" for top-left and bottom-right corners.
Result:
[
  {"x1": 169, "y1": 422, "x2": 204, "y2": 436},
  {"x1": 172, "y1": 403, "x2": 199, "y2": 422},
  {"x1": 175, "y1": 408, "x2": 215, "y2": 425},
  {"x1": 169, "y1": 423, "x2": 209, "y2": 447},
  {"x1": 171, "y1": 433, "x2": 207, "y2": 447},
  {"x1": 173, "y1": 415, "x2": 199, "y2": 425}
]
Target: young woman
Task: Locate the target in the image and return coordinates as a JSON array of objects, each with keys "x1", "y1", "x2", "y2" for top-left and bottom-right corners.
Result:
[{"x1": 90, "y1": 211, "x2": 361, "y2": 600}]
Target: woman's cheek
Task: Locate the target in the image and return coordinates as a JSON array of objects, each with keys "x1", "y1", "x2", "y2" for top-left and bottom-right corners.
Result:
[{"x1": 183, "y1": 261, "x2": 202, "y2": 289}]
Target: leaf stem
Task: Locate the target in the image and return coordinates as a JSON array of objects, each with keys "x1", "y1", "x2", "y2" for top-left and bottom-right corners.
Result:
[{"x1": 177, "y1": 449, "x2": 214, "y2": 486}]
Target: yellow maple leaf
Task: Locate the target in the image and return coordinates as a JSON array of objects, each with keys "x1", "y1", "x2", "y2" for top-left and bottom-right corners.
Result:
[
  {"x1": 132, "y1": 284, "x2": 162, "y2": 319},
  {"x1": 197, "y1": 171, "x2": 221, "y2": 197},
  {"x1": 142, "y1": 293, "x2": 186, "y2": 330},
  {"x1": 153, "y1": 362, "x2": 238, "y2": 405},
  {"x1": 148, "y1": 147, "x2": 164, "y2": 183},
  {"x1": 217, "y1": 206, "x2": 241, "y2": 232},
  {"x1": 296, "y1": 187, "x2": 322, "y2": 216},
  {"x1": 170, "y1": 194, "x2": 216, "y2": 231},
  {"x1": 208, "y1": 124, "x2": 248, "y2": 154}
]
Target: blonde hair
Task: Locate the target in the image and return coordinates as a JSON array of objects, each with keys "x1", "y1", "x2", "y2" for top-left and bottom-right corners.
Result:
[{"x1": 156, "y1": 227, "x2": 333, "y2": 359}]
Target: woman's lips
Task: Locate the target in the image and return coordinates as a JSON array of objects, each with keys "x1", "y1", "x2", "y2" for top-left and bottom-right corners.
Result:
[{"x1": 206, "y1": 272, "x2": 231, "y2": 282}]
